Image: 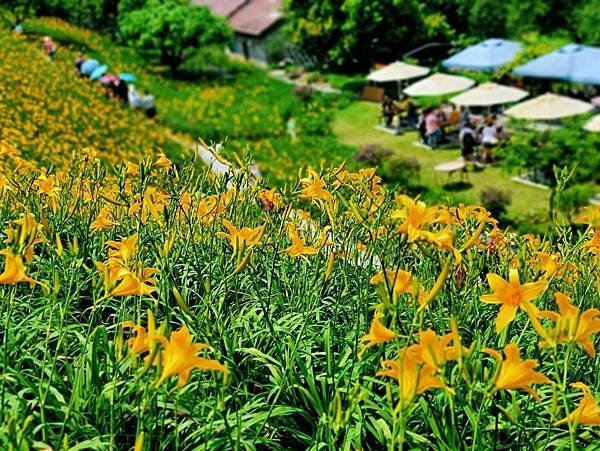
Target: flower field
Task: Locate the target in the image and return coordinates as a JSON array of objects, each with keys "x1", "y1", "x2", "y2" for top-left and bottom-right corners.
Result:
[
  {"x1": 0, "y1": 26, "x2": 178, "y2": 167},
  {"x1": 18, "y1": 17, "x2": 355, "y2": 185},
  {"x1": 1, "y1": 133, "x2": 599, "y2": 448}
]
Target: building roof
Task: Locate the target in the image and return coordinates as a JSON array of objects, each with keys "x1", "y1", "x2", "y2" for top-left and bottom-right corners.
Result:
[
  {"x1": 194, "y1": 0, "x2": 283, "y2": 37},
  {"x1": 192, "y1": 0, "x2": 246, "y2": 17}
]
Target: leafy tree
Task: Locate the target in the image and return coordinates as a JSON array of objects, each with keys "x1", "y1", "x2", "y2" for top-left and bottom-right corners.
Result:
[
  {"x1": 285, "y1": 0, "x2": 425, "y2": 72},
  {"x1": 504, "y1": 0, "x2": 550, "y2": 37},
  {"x1": 576, "y1": 0, "x2": 600, "y2": 45},
  {"x1": 118, "y1": 0, "x2": 231, "y2": 74},
  {"x1": 0, "y1": 0, "x2": 42, "y2": 26},
  {"x1": 468, "y1": 0, "x2": 507, "y2": 39}
]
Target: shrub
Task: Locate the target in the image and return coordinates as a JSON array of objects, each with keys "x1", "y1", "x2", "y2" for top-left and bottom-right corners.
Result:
[
  {"x1": 355, "y1": 143, "x2": 392, "y2": 166},
  {"x1": 480, "y1": 186, "x2": 512, "y2": 218},
  {"x1": 381, "y1": 153, "x2": 421, "y2": 187}
]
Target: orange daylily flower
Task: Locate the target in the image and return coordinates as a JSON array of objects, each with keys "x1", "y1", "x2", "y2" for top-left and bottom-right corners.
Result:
[
  {"x1": 283, "y1": 223, "x2": 326, "y2": 258},
  {"x1": 539, "y1": 292, "x2": 600, "y2": 357},
  {"x1": 414, "y1": 329, "x2": 458, "y2": 371},
  {"x1": 358, "y1": 311, "x2": 396, "y2": 359},
  {"x1": 0, "y1": 249, "x2": 36, "y2": 287},
  {"x1": 370, "y1": 268, "x2": 412, "y2": 297},
  {"x1": 557, "y1": 383, "x2": 600, "y2": 426},
  {"x1": 155, "y1": 325, "x2": 227, "y2": 388},
  {"x1": 110, "y1": 269, "x2": 157, "y2": 298},
  {"x1": 392, "y1": 195, "x2": 439, "y2": 242},
  {"x1": 299, "y1": 170, "x2": 333, "y2": 203},
  {"x1": 377, "y1": 345, "x2": 446, "y2": 407},
  {"x1": 155, "y1": 152, "x2": 172, "y2": 169},
  {"x1": 106, "y1": 234, "x2": 138, "y2": 266},
  {"x1": 480, "y1": 269, "x2": 548, "y2": 333},
  {"x1": 122, "y1": 311, "x2": 157, "y2": 356},
  {"x1": 484, "y1": 343, "x2": 551, "y2": 401},
  {"x1": 91, "y1": 206, "x2": 117, "y2": 231},
  {"x1": 217, "y1": 220, "x2": 263, "y2": 256}
]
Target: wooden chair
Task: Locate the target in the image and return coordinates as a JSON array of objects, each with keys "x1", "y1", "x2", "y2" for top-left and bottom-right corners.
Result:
[{"x1": 361, "y1": 85, "x2": 384, "y2": 102}]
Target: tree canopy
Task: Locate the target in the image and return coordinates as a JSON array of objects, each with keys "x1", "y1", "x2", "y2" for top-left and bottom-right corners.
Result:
[
  {"x1": 118, "y1": 0, "x2": 231, "y2": 74},
  {"x1": 285, "y1": 0, "x2": 600, "y2": 72}
]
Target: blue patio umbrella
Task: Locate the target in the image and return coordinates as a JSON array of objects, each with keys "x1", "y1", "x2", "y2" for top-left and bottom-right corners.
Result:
[
  {"x1": 119, "y1": 72, "x2": 137, "y2": 82},
  {"x1": 90, "y1": 64, "x2": 108, "y2": 80},
  {"x1": 442, "y1": 39, "x2": 521, "y2": 71},
  {"x1": 513, "y1": 44, "x2": 600, "y2": 85},
  {"x1": 80, "y1": 59, "x2": 100, "y2": 76}
]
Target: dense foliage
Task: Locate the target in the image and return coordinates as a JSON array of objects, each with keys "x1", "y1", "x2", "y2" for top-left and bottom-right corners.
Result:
[{"x1": 284, "y1": 0, "x2": 600, "y2": 71}]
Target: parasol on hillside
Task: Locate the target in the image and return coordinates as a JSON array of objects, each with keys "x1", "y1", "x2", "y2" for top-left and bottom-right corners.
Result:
[
  {"x1": 367, "y1": 61, "x2": 429, "y2": 83},
  {"x1": 404, "y1": 73, "x2": 475, "y2": 97},
  {"x1": 90, "y1": 65, "x2": 108, "y2": 80},
  {"x1": 450, "y1": 82, "x2": 528, "y2": 106},
  {"x1": 505, "y1": 93, "x2": 593, "y2": 120},
  {"x1": 584, "y1": 115, "x2": 600, "y2": 132},
  {"x1": 80, "y1": 59, "x2": 100, "y2": 76},
  {"x1": 119, "y1": 72, "x2": 137, "y2": 82}
]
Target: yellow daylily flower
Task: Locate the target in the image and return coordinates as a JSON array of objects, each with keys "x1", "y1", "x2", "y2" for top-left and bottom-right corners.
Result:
[
  {"x1": 90, "y1": 206, "x2": 117, "y2": 231},
  {"x1": 0, "y1": 249, "x2": 36, "y2": 287},
  {"x1": 556, "y1": 383, "x2": 600, "y2": 426},
  {"x1": 370, "y1": 268, "x2": 412, "y2": 297},
  {"x1": 155, "y1": 326, "x2": 227, "y2": 388},
  {"x1": 484, "y1": 343, "x2": 551, "y2": 401},
  {"x1": 392, "y1": 195, "x2": 439, "y2": 242},
  {"x1": 155, "y1": 152, "x2": 172, "y2": 169},
  {"x1": 299, "y1": 169, "x2": 333, "y2": 203},
  {"x1": 480, "y1": 269, "x2": 548, "y2": 333},
  {"x1": 217, "y1": 220, "x2": 263, "y2": 256},
  {"x1": 377, "y1": 345, "x2": 446, "y2": 407},
  {"x1": 358, "y1": 311, "x2": 396, "y2": 359},
  {"x1": 109, "y1": 269, "x2": 157, "y2": 298},
  {"x1": 283, "y1": 223, "x2": 327, "y2": 258},
  {"x1": 539, "y1": 292, "x2": 600, "y2": 357}
]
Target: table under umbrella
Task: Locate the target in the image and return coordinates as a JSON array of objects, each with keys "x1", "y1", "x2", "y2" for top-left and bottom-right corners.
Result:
[
  {"x1": 505, "y1": 93, "x2": 593, "y2": 120},
  {"x1": 404, "y1": 73, "x2": 475, "y2": 97}
]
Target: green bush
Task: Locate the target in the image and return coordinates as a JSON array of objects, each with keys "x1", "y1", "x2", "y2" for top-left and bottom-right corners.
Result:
[{"x1": 381, "y1": 153, "x2": 421, "y2": 187}]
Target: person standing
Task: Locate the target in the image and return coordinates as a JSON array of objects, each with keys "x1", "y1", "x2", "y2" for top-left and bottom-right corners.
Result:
[
  {"x1": 480, "y1": 116, "x2": 498, "y2": 163},
  {"x1": 43, "y1": 37, "x2": 56, "y2": 60},
  {"x1": 459, "y1": 121, "x2": 477, "y2": 161},
  {"x1": 425, "y1": 109, "x2": 442, "y2": 149}
]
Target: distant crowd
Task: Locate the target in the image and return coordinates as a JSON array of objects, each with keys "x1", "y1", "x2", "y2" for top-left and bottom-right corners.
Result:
[
  {"x1": 40, "y1": 35, "x2": 157, "y2": 119},
  {"x1": 381, "y1": 95, "x2": 508, "y2": 165}
]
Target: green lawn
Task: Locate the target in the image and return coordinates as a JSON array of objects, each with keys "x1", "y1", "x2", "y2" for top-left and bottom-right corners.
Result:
[{"x1": 332, "y1": 101, "x2": 550, "y2": 219}]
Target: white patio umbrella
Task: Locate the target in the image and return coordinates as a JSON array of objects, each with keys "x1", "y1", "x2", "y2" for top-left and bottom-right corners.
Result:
[
  {"x1": 367, "y1": 61, "x2": 430, "y2": 83},
  {"x1": 367, "y1": 61, "x2": 429, "y2": 98},
  {"x1": 449, "y1": 82, "x2": 528, "y2": 107},
  {"x1": 403, "y1": 73, "x2": 475, "y2": 97},
  {"x1": 505, "y1": 93, "x2": 593, "y2": 120},
  {"x1": 584, "y1": 115, "x2": 600, "y2": 132}
]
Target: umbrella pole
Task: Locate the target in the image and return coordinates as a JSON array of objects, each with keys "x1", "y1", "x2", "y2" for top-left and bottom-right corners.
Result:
[{"x1": 397, "y1": 81, "x2": 402, "y2": 100}]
